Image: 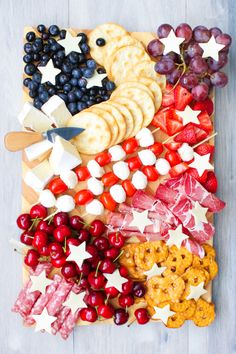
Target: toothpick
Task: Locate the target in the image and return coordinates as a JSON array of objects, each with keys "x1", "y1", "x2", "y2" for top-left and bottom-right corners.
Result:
[
  {"x1": 162, "y1": 132, "x2": 180, "y2": 144},
  {"x1": 43, "y1": 209, "x2": 58, "y2": 221},
  {"x1": 151, "y1": 127, "x2": 160, "y2": 134},
  {"x1": 193, "y1": 132, "x2": 218, "y2": 149}
]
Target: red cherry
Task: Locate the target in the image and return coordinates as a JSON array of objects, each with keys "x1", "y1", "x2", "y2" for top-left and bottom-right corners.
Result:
[
  {"x1": 134, "y1": 308, "x2": 150, "y2": 325},
  {"x1": 51, "y1": 256, "x2": 67, "y2": 268},
  {"x1": 99, "y1": 259, "x2": 116, "y2": 274},
  {"x1": 69, "y1": 215, "x2": 84, "y2": 231},
  {"x1": 36, "y1": 220, "x2": 54, "y2": 234},
  {"x1": 79, "y1": 277, "x2": 90, "y2": 290},
  {"x1": 53, "y1": 212, "x2": 69, "y2": 226},
  {"x1": 80, "y1": 307, "x2": 98, "y2": 322},
  {"x1": 86, "y1": 291, "x2": 105, "y2": 307},
  {"x1": 24, "y1": 249, "x2": 39, "y2": 268},
  {"x1": 61, "y1": 262, "x2": 77, "y2": 278},
  {"x1": 108, "y1": 232, "x2": 125, "y2": 248},
  {"x1": 48, "y1": 242, "x2": 64, "y2": 260},
  {"x1": 38, "y1": 245, "x2": 50, "y2": 256},
  {"x1": 97, "y1": 304, "x2": 115, "y2": 319},
  {"x1": 20, "y1": 230, "x2": 34, "y2": 245},
  {"x1": 75, "y1": 261, "x2": 91, "y2": 276},
  {"x1": 92, "y1": 236, "x2": 109, "y2": 251},
  {"x1": 122, "y1": 279, "x2": 133, "y2": 295},
  {"x1": 104, "y1": 286, "x2": 119, "y2": 299},
  {"x1": 113, "y1": 308, "x2": 129, "y2": 325},
  {"x1": 77, "y1": 229, "x2": 91, "y2": 243},
  {"x1": 88, "y1": 270, "x2": 106, "y2": 290},
  {"x1": 32, "y1": 231, "x2": 48, "y2": 249},
  {"x1": 30, "y1": 204, "x2": 47, "y2": 219},
  {"x1": 104, "y1": 247, "x2": 120, "y2": 260},
  {"x1": 118, "y1": 294, "x2": 134, "y2": 308},
  {"x1": 86, "y1": 244, "x2": 99, "y2": 263},
  {"x1": 17, "y1": 213, "x2": 32, "y2": 230},
  {"x1": 53, "y1": 225, "x2": 71, "y2": 242},
  {"x1": 89, "y1": 220, "x2": 106, "y2": 237},
  {"x1": 119, "y1": 265, "x2": 129, "y2": 277},
  {"x1": 65, "y1": 238, "x2": 80, "y2": 256},
  {"x1": 132, "y1": 282, "x2": 146, "y2": 298}
]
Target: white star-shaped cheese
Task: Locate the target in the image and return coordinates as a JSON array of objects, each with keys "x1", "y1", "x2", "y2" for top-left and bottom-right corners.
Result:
[
  {"x1": 29, "y1": 271, "x2": 53, "y2": 295},
  {"x1": 159, "y1": 29, "x2": 185, "y2": 55},
  {"x1": 38, "y1": 59, "x2": 61, "y2": 85},
  {"x1": 128, "y1": 210, "x2": 153, "y2": 233},
  {"x1": 63, "y1": 291, "x2": 87, "y2": 315},
  {"x1": 199, "y1": 35, "x2": 225, "y2": 61},
  {"x1": 186, "y1": 282, "x2": 207, "y2": 300},
  {"x1": 85, "y1": 70, "x2": 107, "y2": 89},
  {"x1": 104, "y1": 269, "x2": 127, "y2": 292},
  {"x1": 66, "y1": 241, "x2": 92, "y2": 269},
  {"x1": 189, "y1": 152, "x2": 214, "y2": 177},
  {"x1": 152, "y1": 304, "x2": 176, "y2": 325},
  {"x1": 32, "y1": 308, "x2": 57, "y2": 334},
  {"x1": 58, "y1": 31, "x2": 82, "y2": 56},
  {"x1": 167, "y1": 225, "x2": 189, "y2": 249},
  {"x1": 176, "y1": 105, "x2": 201, "y2": 126},
  {"x1": 190, "y1": 201, "x2": 208, "y2": 225},
  {"x1": 144, "y1": 263, "x2": 167, "y2": 280}
]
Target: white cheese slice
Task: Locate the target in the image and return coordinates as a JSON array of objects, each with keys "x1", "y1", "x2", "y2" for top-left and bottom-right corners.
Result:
[
  {"x1": 18, "y1": 102, "x2": 52, "y2": 133},
  {"x1": 41, "y1": 95, "x2": 72, "y2": 127},
  {"x1": 24, "y1": 140, "x2": 53, "y2": 162},
  {"x1": 49, "y1": 135, "x2": 82, "y2": 175},
  {"x1": 24, "y1": 160, "x2": 54, "y2": 193}
]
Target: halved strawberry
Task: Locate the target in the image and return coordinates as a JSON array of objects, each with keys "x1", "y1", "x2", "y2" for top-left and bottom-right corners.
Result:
[
  {"x1": 192, "y1": 98, "x2": 214, "y2": 116},
  {"x1": 169, "y1": 162, "x2": 189, "y2": 177},
  {"x1": 174, "y1": 85, "x2": 193, "y2": 110},
  {"x1": 166, "y1": 118, "x2": 183, "y2": 136},
  {"x1": 186, "y1": 168, "x2": 208, "y2": 184},
  {"x1": 202, "y1": 171, "x2": 218, "y2": 193},
  {"x1": 197, "y1": 111, "x2": 213, "y2": 133},
  {"x1": 174, "y1": 125, "x2": 197, "y2": 145},
  {"x1": 164, "y1": 142, "x2": 182, "y2": 151},
  {"x1": 195, "y1": 143, "x2": 215, "y2": 157},
  {"x1": 194, "y1": 126, "x2": 208, "y2": 142},
  {"x1": 151, "y1": 107, "x2": 171, "y2": 133},
  {"x1": 162, "y1": 84, "x2": 175, "y2": 107}
]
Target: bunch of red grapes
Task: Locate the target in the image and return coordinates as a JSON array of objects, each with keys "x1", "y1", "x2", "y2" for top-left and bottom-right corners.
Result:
[{"x1": 147, "y1": 23, "x2": 231, "y2": 101}]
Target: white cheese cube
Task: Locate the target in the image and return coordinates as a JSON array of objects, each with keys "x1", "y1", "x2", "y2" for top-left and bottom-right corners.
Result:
[
  {"x1": 60, "y1": 170, "x2": 78, "y2": 189},
  {"x1": 18, "y1": 102, "x2": 52, "y2": 133},
  {"x1": 110, "y1": 184, "x2": 126, "y2": 203},
  {"x1": 155, "y1": 158, "x2": 171, "y2": 175},
  {"x1": 56, "y1": 195, "x2": 75, "y2": 212},
  {"x1": 39, "y1": 189, "x2": 56, "y2": 208},
  {"x1": 108, "y1": 145, "x2": 126, "y2": 161},
  {"x1": 113, "y1": 161, "x2": 130, "y2": 180},
  {"x1": 86, "y1": 199, "x2": 104, "y2": 215},
  {"x1": 138, "y1": 150, "x2": 156, "y2": 166},
  {"x1": 49, "y1": 136, "x2": 82, "y2": 175},
  {"x1": 24, "y1": 140, "x2": 53, "y2": 162},
  {"x1": 178, "y1": 143, "x2": 194, "y2": 162},
  {"x1": 87, "y1": 160, "x2": 104, "y2": 178},
  {"x1": 132, "y1": 171, "x2": 148, "y2": 190},
  {"x1": 24, "y1": 160, "x2": 54, "y2": 192},
  {"x1": 41, "y1": 95, "x2": 72, "y2": 127},
  {"x1": 87, "y1": 177, "x2": 104, "y2": 196}
]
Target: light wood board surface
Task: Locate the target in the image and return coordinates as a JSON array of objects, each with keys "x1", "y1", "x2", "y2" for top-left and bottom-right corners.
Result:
[{"x1": 0, "y1": 0, "x2": 235, "y2": 354}]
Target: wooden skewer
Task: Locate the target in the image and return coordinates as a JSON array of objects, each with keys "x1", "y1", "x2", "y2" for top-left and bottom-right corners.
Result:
[
  {"x1": 193, "y1": 132, "x2": 218, "y2": 149},
  {"x1": 151, "y1": 127, "x2": 160, "y2": 134},
  {"x1": 162, "y1": 132, "x2": 180, "y2": 144},
  {"x1": 43, "y1": 209, "x2": 58, "y2": 221}
]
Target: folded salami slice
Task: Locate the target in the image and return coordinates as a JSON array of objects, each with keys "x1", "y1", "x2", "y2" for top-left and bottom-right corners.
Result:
[{"x1": 46, "y1": 279, "x2": 73, "y2": 318}]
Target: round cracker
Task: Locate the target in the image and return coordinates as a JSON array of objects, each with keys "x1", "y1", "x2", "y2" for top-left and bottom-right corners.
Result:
[
  {"x1": 67, "y1": 111, "x2": 111, "y2": 154},
  {"x1": 110, "y1": 45, "x2": 150, "y2": 85},
  {"x1": 113, "y1": 96, "x2": 143, "y2": 137},
  {"x1": 112, "y1": 81, "x2": 154, "y2": 101},
  {"x1": 108, "y1": 101, "x2": 134, "y2": 141},
  {"x1": 139, "y1": 77, "x2": 162, "y2": 111},
  {"x1": 88, "y1": 23, "x2": 128, "y2": 66}
]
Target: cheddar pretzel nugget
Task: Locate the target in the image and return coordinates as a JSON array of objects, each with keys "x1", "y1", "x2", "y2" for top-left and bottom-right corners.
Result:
[
  {"x1": 192, "y1": 299, "x2": 215, "y2": 327},
  {"x1": 170, "y1": 300, "x2": 196, "y2": 320},
  {"x1": 134, "y1": 241, "x2": 168, "y2": 271},
  {"x1": 182, "y1": 267, "x2": 210, "y2": 299},
  {"x1": 162, "y1": 246, "x2": 193, "y2": 276},
  {"x1": 119, "y1": 244, "x2": 145, "y2": 280}
]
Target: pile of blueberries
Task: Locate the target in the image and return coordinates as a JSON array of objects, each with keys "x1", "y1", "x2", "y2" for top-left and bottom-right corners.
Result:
[{"x1": 23, "y1": 24, "x2": 116, "y2": 115}]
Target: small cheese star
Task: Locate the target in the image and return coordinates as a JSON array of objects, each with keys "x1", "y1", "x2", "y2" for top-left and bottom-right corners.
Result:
[
  {"x1": 85, "y1": 70, "x2": 107, "y2": 89},
  {"x1": 29, "y1": 271, "x2": 53, "y2": 295},
  {"x1": 38, "y1": 59, "x2": 61, "y2": 85},
  {"x1": 186, "y1": 282, "x2": 207, "y2": 300},
  {"x1": 66, "y1": 241, "x2": 92, "y2": 269},
  {"x1": 63, "y1": 291, "x2": 87, "y2": 315},
  {"x1": 58, "y1": 31, "x2": 82, "y2": 56},
  {"x1": 32, "y1": 308, "x2": 57, "y2": 334},
  {"x1": 190, "y1": 201, "x2": 208, "y2": 225},
  {"x1": 167, "y1": 225, "x2": 189, "y2": 249},
  {"x1": 152, "y1": 304, "x2": 176, "y2": 325},
  {"x1": 189, "y1": 152, "x2": 214, "y2": 177},
  {"x1": 128, "y1": 210, "x2": 153, "y2": 233},
  {"x1": 199, "y1": 35, "x2": 225, "y2": 61},
  {"x1": 176, "y1": 105, "x2": 201, "y2": 126},
  {"x1": 144, "y1": 263, "x2": 167, "y2": 280},
  {"x1": 159, "y1": 29, "x2": 185, "y2": 55},
  {"x1": 104, "y1": 269, "x2": 127, "y2": 292}
]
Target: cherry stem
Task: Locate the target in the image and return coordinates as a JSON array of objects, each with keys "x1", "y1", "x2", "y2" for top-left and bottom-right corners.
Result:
[
  {"x1": 62, "y1": 237, "x2": 67, "y2": 253},
  {"x1": 95, "y1": 260, "x2": 102, "y2": 277},
  {"x1": 127, "y1": 318, "x2": 136, "y2": 328},
  {"x1": 113, "y1": 249, "x2": 124, "y2": 263},
  {"x1": 105, "y1": 294, "x2": 110, "y2": 305},
  {"x1": 29, "y1": 218, "x2": 40, "y2": 231},
  {"x1": 193, "y1": 132, "x2": 218, "y2": 149},
  {"x1": 44, "y1": 209, "x2": 58, "y2": 221},
  {"x1": 77, "y1": 272, "x2": 83, "y2": 286}
]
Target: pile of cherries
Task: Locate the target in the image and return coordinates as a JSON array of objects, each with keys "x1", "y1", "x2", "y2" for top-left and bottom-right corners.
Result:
[{"x1": 16, "y1": 204, "x2": 150, "y2": 325}]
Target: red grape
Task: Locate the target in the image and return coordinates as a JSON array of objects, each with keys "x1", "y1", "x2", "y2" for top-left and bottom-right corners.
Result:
[
  {"x1": 193, "y1": 26, "x2": 211, "y2": 42},
  {"x1": 210, "y1": 27, "x2": 222, "y2": 38},
  {"x1": 208, "y1": 52, "x2": 228, "y2": 72},
  {"x1": 175, "y1": 23, "x2": 192, "y2": 43},
  {"x1": 187, "y1": 42, "x2": 203, "y2": 58},
  {"x1": 155, "y1": 57, "x2": 175, "y2": 75},
  {"x1": 191, "y1": 82, "x2": 209, "y2": 101},
  {"x1": 210, "y1": 71, "x2": 228, "y2": 87},
  {"x1": 216, "y1": 33, "x2": 232, "y2": 50},
  {"x1": 166, "y1": 68, "x2": 182, "y2": 84},
  {"x1": 157, "y1": 24, "x2": 173, "y2": 38},
  {"x1": 147, "y1": 39, "x2": 164, "y2": 57},
  {"x1": 189, "y1": 55, "x2": 208, "y2": 74},
  {"x1": 180, "y1": 72, "x2": 199, "y2": 90},
  {"x1": 202, "y1": 77, "x2": 211, "y2": 88}
]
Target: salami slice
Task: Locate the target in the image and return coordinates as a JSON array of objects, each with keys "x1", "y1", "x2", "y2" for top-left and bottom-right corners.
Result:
[{"x1": 46, "y1": 279, "x2": 73, "y2": 317}]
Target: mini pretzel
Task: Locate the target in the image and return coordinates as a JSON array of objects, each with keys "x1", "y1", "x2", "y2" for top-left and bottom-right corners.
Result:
[
  {"x1": 193, "y1": 252, "x2": 218, "y2": 281},
  {"x1": 134, "y1": 242, "x2": 163, "y2": 271},
  {"x1": 191, "y1": 299, "x2": 215, "y2": 327},
  {"x1": 166, "y1": 312, "x2": 186, "y2": 328},
  {"x1": 162, "y1": 246, "x2": 193, "y2": 275},
  {"x1": 182, "y1": 267, "x2": 209, "y2": 299},
  {"x1": 170, "y1": 299, "x2": 196, "y2": 320},
  {"x1": 119, "y1": 244, "x2": 146, "y2": 280}
]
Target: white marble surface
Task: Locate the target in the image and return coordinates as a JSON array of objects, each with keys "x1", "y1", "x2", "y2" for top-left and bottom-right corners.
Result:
[{"x1": 0, "y1": 0, "x2": 235, "y2": 353}]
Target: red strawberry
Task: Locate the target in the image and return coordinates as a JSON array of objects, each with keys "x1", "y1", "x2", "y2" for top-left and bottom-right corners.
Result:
[
  {"x1": 197, "y1": 111, "x2": 213, "y2": 133},
  {"x1": 151, "y1": 107, "x2": 172, "y2": 133},
  {"x1": 174, "y1": 85, "x2": 193, "y2": 110},
  {"x1": 162, "y1": 84, "x2": 175, "y2": 107},
  {"x1": 195, "y1": 144, "x2": 215, "y2": 157},
  {"x1": 194, "y1": 126, "x2": 208, "y2": 142},
  {"x1": 164, "y1": 142, "x2": 182, "y2": 151},
  {"x1": 187, "y1": 168, "x2": 208, "y2": 184},
  {"x1": 174, "y1": 125, "x2": 197, "y2": 145},
  {"x1": 169, "y1": 162, "x2": 189, "y2": 177},
  {"x1": 203, "y1": 171, "x2": 218, "y2": 193},
  {"x1": 166, "y1": 118, "x2": 183, "y2": 136},
  {"x1": 192, "y1": 98, "x2": 214, "y2": 116}
]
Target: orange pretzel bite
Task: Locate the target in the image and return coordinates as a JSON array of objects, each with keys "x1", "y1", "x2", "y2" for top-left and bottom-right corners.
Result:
[
  {"x1": 191, "y1": 299, "x2": 215, "y2": 327},
  {"x1": 162, "y1": 246, "x2": 193, "y2": 276}
]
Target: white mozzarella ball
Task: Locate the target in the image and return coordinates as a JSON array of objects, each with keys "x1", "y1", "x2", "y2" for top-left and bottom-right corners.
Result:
[
  {"x1": 60, "y1": 170, "x2": 78, "y2": 189},
  {"x1": 136, "y1": 128, "x2": 154, "y2": 147},
  {"x1": 87, "y1": 177, "x2": 104, "y2": 196},
  {"x1": 110, "y1": 184, "x2": 126, "y2": 203},
  {"x1": 178, "y1": 143, "x2": 194, "y2": 162},
  {"x1": 86, "y1": 199, "x2": 104, "y2": 215},
  {"x1": 132, "y1": 171, "x2": 148, "y2": 190},
  {"x1": 155, "y1": 158, "x2": 171, "y2": 175},
  {"x1": 87, "y1": 160, "x2": 104, "y2": 178},
  {"x1": 138, "y1": 150, "x2": 156, "y2": 166},
  {"x1": 39, "y1": 189, "x2": 56, "y2": 208},
  {"x1": 108, "y1": 145, "x2": 126, "y2": 161},
  {"x1": 56, "y1": 195, "x2": 75, "y2": 212},
  {"x1": 113, "y1": 161, "x2": 130, "y2": 180}
]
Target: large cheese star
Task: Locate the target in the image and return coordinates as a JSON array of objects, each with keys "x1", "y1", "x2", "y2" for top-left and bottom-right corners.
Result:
[
  {"x1": 167, "y1": 225, "x2": 189, "y2": 249},
  {"x1": 29, "y1": 270, "x2": 53, "y2": 295},
  {"x1": 32, "y1": 308, "x2": 57, "y2": 334},
  {"x1": 104, "y1": 269, "x2": 127, "y2": 292},
  {"x1": 38, "y1": 59, "x2": 61, "y2": 85},
  {"x1": 189, "y1": 152, "x2": 214, "y2": 177},
  {"x1": 85, "y1": 70, "x2": 107, "y2": 89},
  {"x1": 152, "y1": 304, "x2": 176, "y2": 325},
  {"x1": 63, "y1": 291, "x2": 87, "y2": 315},
  {"x1": 58, "y1": 31, "x2": 82, "y2": 56},
  {"x1": 66, "y1": 241, "x2": 92, "y2": 269},
  {"x1": 186, "y1": 282, "x2": 207, "y2": 300},
  {"x1": 159, "y1": 29, "x2": 185, "y2": 55},
  {"x1": 190, "y1": 201, "x2": 208, "y2": 225},
  {"x1": 199, "y1": 35, "x2": 225, "y2": 61},
  {"x1": 144, "y1": 263, "x2": 167, "y2": 280},
  {"x1": 128, "y1": 210, "x2": 153, "y2": 233},
  {"x1": 176, "y1": 105, "x2": 201, "y2": 126}
]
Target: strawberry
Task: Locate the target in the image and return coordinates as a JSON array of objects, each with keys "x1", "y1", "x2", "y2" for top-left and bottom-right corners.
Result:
[
  {"x1": 166, "y1": 118, "x2": 183, "y2": 136},
  {"x1": 151, "y1": 107, "x2": 172, "y2": 133},
  {"x1": 174, "y1": 85, "x2": 193, "y2": 110},
  {"x1": 197, "y1": 111, "x2": 213, "y2": 133},
  {"x1": 203, "y1": 171, "x2": 218, "y2": 193},
  {"x1": 194, "y1": 126, "x2": 208, "y2": 142},
  {"x1": 162, "y1": 84, "x2": 175, "y2": 107},
  {"x1": 195, "y1": 144, "x2": 215, "y2": 157},
  {"x1": 164, "y1": 142, "x2": 182, "y2": 151},
  {"x1": 174, "y1": 125, "x2": 197, "y2": 145},
  {"x1": 169, "y1": 162, "x2": 189, "y2": 177},
  {"x1": 192, "y1": 98, "x2": 214, "y2": 116},
  {"x1": 187, "y1": 168, "x2": 208, "y2": 184}
]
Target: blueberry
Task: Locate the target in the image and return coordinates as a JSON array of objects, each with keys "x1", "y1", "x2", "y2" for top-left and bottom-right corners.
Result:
[
  {"x1": 62, "y1": 63, "x2": 73, "y2": 74},
  {"x1": 70, "y1": 78, "x2": 78, "y2": 86},
  {"x1": 58, "y1": 73, "x2": 70, "y2": 85},
  {"x1": 42, "y1": 32, "x2": 50, "y2": 40},
  {"x1": 24, "y1": 43, "x2": 33, "y2": 54},
  {"x1": 60, "y1": 29, "x2": 66, "y2": 39},
  {"x1": 81, "y1": 95, "x2": 89, "y2": 102},
  {"x1": 23, "y1": 54, "x2": 33, "y2": 63},
  {"x1": 68, "y1": 91, "x2": 77, "y2": 102},
  {"x1": 43, "y1": 44, "x2": 51, "y2": 53},
  {"x1": 81, "y1": 43, "x2": 90, "y2": 54},
  {"x1": 38, "y1": 84, "x2": 45, "y2": 93},
  {"x1": 97, "y1": 67, "x2": 106, "y2": 74},
  {"x1": 78, "y1": 78, "x2": 87, "y2": 88},
  {"x1": 49, "y1": 25, "x2": 60, "y2": 36},
  {"x1": 56, "y1": 50, "x2": 65, "y2": 60},
  {"x1": 23, "y1": 78, "x2": 31, "y2": 87},
  {"x1": 63, "y1": 83, "x2": 72, "y2": 92},
  {"x1": 103, "y1": 94, "x2": 110, "y2": 101},
  {"x1": 37, "y1": 24, "x2": 46, "y2": 33},
  {"x1": 106, "y1": 81, "x2": 116, "y2": 91},
  {"x1": 28, "y1": 81, "x2": 38, "y2": 91},
  {"x1": 26, "y1": 31, "x2": 36, "y2": 42},
  {"x1": 74, "y1": 89, "x2": 83, "y2": 100},
  {"x1": 77, "y1": 33, "x2": 88, "y2": 43},
  {"x1": 95, "y1": 96, "x2": 102, "y2": 103},
  {"x1": 87, "y1": 100, "x2": 95, "y2": 107},
  {"x1": 48, "y1": 38, "x2": 57, "y2": 45},
  {"x1": 98, "y1": 88, "x2": 106, "y2": 96},
  {"x1": 29, "y1": 90, "x2": 37, "y2": 98},
  {"x1": 96, "y1": 38, "x2": 106, "y2": 46},
  {"x1": 77, "y1": 53, "x2": 86, "y2": 64},
  {"x1": 32, "y1": 42, "x2": 42, "y2": 53},
  {"x1": 89, "y1": 88, "x2": 98, "y2": 96},
  {"x1": 39, "y1": 91, "x2": 49, "y2": 103},
  {"x1": 77, "y1": 101, "x2": 87, "y2": 111},
  {"x1": 68, "y1": 102, "x2": 78, "y2": 114},
  {"x1": 81, "y1": 87, "x2": 87, "y2": 93},
  {"x1": 83, "y1": 68, "x2": 94, "y2": 78},
  {"x1": 33, "y1": 98, "x2": 43, "y2": 109},
  {"x1": 51, "y1": 43, "x2": 61, "y2": 52},
  {"x1": 48, "y1": 87, "x2": 56, "y2": 96},
  {"x1": 24, "y1": 63, "x2": 36, "y2": 76},
  {"x1": 35, "y1": 38, "x2": 43, "y2": 46},
  {"x1": 86, "y1": 59, "x2": 96, "y2": 69},
  {"x1": 32, "y1": 72, "x2": 42, "y2": 83},
  {"x1": 33, "y1": 53, "x2": 40, "y2": 61},
  {"x1": 58, "y1": 93, "x2": 68, "y2": 102},
  {"x1": 68, "y1": 52, "x2": 80, "y2": 64}
]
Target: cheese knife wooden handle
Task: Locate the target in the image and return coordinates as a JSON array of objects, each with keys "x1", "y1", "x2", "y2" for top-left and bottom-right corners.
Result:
[{"x1": 4, "y1": 131, "x2": 43, "y2": 152}]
